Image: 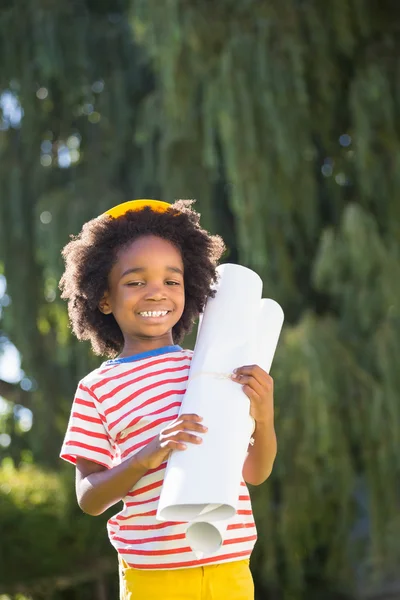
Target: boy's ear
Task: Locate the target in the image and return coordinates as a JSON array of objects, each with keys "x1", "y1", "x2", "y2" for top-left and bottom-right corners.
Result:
[{"x1": 98, "y1": 292, "x2": 112, "y2": 315}]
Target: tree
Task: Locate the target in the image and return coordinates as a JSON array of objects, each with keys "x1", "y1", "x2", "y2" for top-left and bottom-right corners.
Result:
[{"x1": 0, "y1": 0, "x2": 399, "y2": 597}]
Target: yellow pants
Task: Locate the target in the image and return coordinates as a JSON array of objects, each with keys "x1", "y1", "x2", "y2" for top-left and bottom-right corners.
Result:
[{"x1": 119, "y1": 559, "x2": 254, "y2": 600}]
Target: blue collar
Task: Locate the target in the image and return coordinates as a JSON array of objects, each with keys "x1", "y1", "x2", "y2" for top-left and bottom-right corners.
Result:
[{"x1": 104, "y1": 345, "x2": 183, "y2": 366}]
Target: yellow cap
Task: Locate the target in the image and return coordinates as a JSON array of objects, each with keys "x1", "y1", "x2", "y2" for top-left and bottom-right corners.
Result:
[{"x1": 104, "y1": 199, "x2": 171, "y2": 219}]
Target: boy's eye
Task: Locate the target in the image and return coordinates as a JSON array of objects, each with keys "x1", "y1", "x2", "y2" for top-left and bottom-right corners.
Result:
[
  {"x1": 126, "y1": 281, "x2": 144, "y2": 287},
  {"x1": 166, "y1": 280, "x2": 180, "y2": 285}
]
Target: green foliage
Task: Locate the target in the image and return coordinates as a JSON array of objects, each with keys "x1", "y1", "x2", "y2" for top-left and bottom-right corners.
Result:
[
  {"x1": 131, "y1": 0, "x2": 400, "y2": 310},
  {"x1": 0, "y1": 0, "x2": 148, "y2": 466},
  {"x1": 0, "y1": 0, "x2": 399, "y2": 598},
  {"x1": 128, "y1": 1, "x2": 400, "y2": 595},
  {"x1": 0, "y1": 460, "x2": 115, "y2": 590}
]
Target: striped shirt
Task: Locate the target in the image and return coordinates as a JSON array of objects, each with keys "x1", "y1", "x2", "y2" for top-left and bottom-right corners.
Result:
[{"x1": 60, "y1": 345, "x2": 257, "y2": 569}]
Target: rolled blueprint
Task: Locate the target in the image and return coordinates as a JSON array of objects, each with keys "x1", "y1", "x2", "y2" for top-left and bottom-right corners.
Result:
[{"x1": 156, "y1": 264, "x2": 284, "y2": 556}]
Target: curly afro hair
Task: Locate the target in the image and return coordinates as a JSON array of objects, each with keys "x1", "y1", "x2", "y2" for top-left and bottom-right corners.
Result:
[{"x1": 59, "y1": 200, "x2": 225, "y2": 358}]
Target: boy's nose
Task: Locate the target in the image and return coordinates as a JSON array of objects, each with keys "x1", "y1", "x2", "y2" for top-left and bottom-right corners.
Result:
[{"x1": 145, "y1": 286, "x2": 167, "y2": 301}]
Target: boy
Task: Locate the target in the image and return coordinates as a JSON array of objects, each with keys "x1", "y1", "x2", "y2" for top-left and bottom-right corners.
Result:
[{"x1": 60, "y1": 199, "x2": 277, "y2": 599}]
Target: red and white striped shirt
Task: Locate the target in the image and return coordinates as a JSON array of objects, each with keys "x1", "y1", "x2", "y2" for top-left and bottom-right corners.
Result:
[{"x1": 60, "y1": 345, "x2": 257, "y2": 569}]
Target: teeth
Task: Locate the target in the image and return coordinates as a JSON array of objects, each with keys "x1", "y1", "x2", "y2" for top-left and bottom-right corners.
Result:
[{"x1": 139, "y1": 311, "x2": 169, "y2": 317}]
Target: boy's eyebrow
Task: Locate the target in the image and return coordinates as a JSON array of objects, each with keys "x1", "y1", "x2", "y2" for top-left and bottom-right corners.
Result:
[{"x1": 120, "y1": 266, "x2": 184, "y2": 278}]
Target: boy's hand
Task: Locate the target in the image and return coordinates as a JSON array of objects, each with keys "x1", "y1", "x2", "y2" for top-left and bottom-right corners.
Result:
[
  {"x1": 231, "y1": 365, "x2": 274, "y2": 426},
  {"x1": 135, "y1": 414, "x2": 207, "y2": 471}
]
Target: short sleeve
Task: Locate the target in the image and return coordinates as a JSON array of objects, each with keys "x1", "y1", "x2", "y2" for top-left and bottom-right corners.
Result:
[{"x1": 60, "y1": 382, "x2": 116, "y2": 469}]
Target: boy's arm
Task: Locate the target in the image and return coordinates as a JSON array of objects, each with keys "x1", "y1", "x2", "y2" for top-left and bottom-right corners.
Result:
[
  {"x1": 75, "y1": 413, "x2": 206, "y2": 516},
  {"x1": 242, "y1": 420, "x2": 277, "y2": 486},
  {"x1": 76, "y1": 455, "x2": 148, "y2": 516}
]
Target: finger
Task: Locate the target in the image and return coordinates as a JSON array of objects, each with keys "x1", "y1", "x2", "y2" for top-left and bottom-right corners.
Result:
[
  {"x1": 234, "y1": 364, "x2": 271, "y2": 379},
  {"x1": 161, "y1": 414, "x2": 203, "y2": 433},
  {"x1": 231, "y1": 373, "x2": 265, "y2": 397},
  {"x1": 179, "y1": 414, "x2": 203, "y2": 421},
  {"x1": 165, "y1": 420, "x2": 208, "y2": 434},
  {"x1": 232, "y1": 365, "x2": 273, "y2": 387},
  {"x1": 242, "y1": 384, "x2": 261, "y2": 404},
  {"x1": 161, "y1": 430, "x2": 204, "y2": 445},
  {"x1": 182, "y1": 421, "x2": 208, "y2": 432},
  {"x1": 160, "y1": 439, "x2": 188, "y2": 451}
]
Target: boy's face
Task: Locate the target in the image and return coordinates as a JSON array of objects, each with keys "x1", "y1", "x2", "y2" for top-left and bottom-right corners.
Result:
[{"x1": 99, "y1": 235, "x2": 185, "y2": 354}]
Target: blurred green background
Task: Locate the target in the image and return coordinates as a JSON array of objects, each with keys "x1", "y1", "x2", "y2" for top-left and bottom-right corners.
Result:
[{"x1": 0, "y1": 1, "x2": 399, "y2": 599}]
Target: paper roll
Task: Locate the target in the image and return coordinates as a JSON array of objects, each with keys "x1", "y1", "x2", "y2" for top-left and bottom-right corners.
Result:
[
  {"x1": 189, "y1": 264, "x2": 263, "y2": 376},
  {"x1": 258, "y1": 299, "x2": 284, "y2": 373},
  {"x1": 185, "y1": 518, "x2": 227, "y2": 559},
  {"x1": 157, "y1": 376, "x2": 254, "y2": 523},
  {"x1": 181, "y1": 299, "x2": 284, "y2": 556},
  {"x1": 156, "y1": 264, "x2": 284, "y2": 556},
  {"x1": 157, "y1": 264, "x2": 261, "y2": 524}
]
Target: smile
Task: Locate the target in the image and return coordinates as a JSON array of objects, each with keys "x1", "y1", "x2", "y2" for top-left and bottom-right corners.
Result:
[{"x1": 138, "y1": 310, "x2": 170, "y2": 318}]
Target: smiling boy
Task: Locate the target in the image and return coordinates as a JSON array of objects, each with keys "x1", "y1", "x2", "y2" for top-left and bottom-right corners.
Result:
[{"x1": 59, "y1": 199, "x2": 277, "y2": 599}]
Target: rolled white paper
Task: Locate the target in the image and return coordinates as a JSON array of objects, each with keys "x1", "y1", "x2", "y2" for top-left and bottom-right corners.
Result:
[
  {"x1": 183, "y1": 299, "x2": 284, "y2": 556},
  {"x1": 185, "y1": 517, "x2": 227, "y2": 559},
  {"x1": 157, "y1": 264, "x2": 262, "y2": 524},
  {"x1": 189, "y1": 264, "x2": 263, "y2": 376},
  {"x1": 156, "y1": 264, "x2": 284, "y2": 556},
  {"x1": 258, "y1": 299, "x2": 284, "y2": 373}
]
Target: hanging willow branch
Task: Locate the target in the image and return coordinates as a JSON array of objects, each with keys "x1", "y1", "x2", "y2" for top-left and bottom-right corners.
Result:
[
  {"x1": 0, "y1": 0, "x2": 399, "y2": 597},
  {"x1": 130, "y1": 1, "x2": 400, "y2": 596}
]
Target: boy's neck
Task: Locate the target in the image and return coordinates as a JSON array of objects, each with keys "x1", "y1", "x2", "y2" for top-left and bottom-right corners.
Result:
[{"x1": 119, "y1": 334, "x2": 176, "y2": 359}]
